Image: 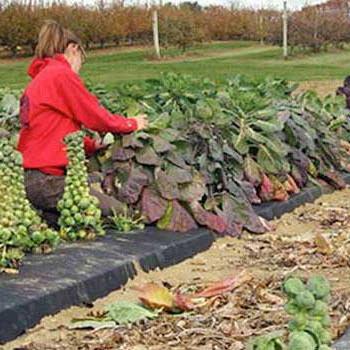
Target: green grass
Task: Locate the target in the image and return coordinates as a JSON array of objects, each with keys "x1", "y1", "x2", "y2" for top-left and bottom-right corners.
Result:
[{"x1": 1, "y1": 41, "x2": 350, "y2": 90}]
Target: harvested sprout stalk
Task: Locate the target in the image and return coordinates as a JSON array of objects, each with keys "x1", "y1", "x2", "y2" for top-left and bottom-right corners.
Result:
[
  {"x1": 0, "y1": 136, "x2": 60, "y2": 271},
  {"x1": 57, "y1": 131, "x2": 104, "y2": 240}
]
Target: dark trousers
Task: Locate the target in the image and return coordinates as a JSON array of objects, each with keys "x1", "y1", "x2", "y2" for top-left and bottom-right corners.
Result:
[{"x1": 24, "y1": 170, "x2": 125, "y2": 227}]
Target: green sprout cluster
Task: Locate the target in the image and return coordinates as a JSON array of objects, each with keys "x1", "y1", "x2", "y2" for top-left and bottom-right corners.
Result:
[
  {"x1": 249, "y1": 275, "x2": 332, "y2": 350},
  {"x1": 57, "y1": 131, "x2": 104, "y2": 241},
  {"x1": 0, "y1": 136, "x2": 60, "y2": 270},
  {"x1": 283, "y1": 276, "x2": 332, "y2": 350}
]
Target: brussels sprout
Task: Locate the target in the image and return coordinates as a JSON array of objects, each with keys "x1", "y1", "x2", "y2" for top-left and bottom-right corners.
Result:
[
  {"x1": 31, "y1": 231, "x2": 46, "y2": 245},
  {"x1": 305, "y1": 321, "x2": 323, "y2": 344},
  {"x1": 74, "y1": 213, "x2": 83, "y2": 224},
  {"x1": 295, "y1": 291, "x2": 316, "y2": 310},
  {"x1": 64, "y1": 199, "x2": 74, "y2": 208},
  {"x1": 285, "y1": 301, "x2": 300, "y2": 315},
  {"x1": 318, "y1": 346, "x2": 331, "y2": 350},
  {"x1": 288, "y1": 320, "x2": 300, "y2": 332},
  {"x1": 0, "y1": 228, "x2": 12, "y2": 241},
  {"x1": 6, "y1": 248, "x2": 25, "y2": 261},
  {"x1": 67, "y1": 231, "x2": 77, "y2": 241},
  {"x1": 307, "y1": 276, "x2": 330, "y2": 300},
  {"x1": 79, "y1": 198, "x2": 90, "y2": 210},
  {"x1": 288, "y1": 331, "x2": 317, "y2": 350},
  {"x1": 293, "y1": 313, "x2": 308, "y2": 329},
  {"x1": 64, "y1": 217, "x2": 75, "y2": 226},
  {"x1": 71, "y1": 205, "x2": 79, "y2": 214},
  {"x1": 319, "y1": 329, "x2": 332, "y2": 345},
  {"x1": 77, "y1": 229, "x2": 87, "y2": 239},
  {"x1": 310, "y1": 300, "x2": 328, "y2": 317},
  {"x1": 283, "y1": 278, "x2": 306, "y2": 297},
  {"x1": 61, "y1": 209, "x2": 70, "y2": 217},
  {"x1": 320, "y1": 314, "x2": 331, "y2": 328}
]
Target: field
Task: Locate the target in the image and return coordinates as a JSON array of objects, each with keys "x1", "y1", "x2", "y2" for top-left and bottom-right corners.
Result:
[
  {"x1": 5, "y1": 189, "x2": 350, "y2": 350},
  {"x1": 2, "y1": 39, "x2": 350, "y2": 349},
  {"x1": 1, "y1": 41, "x2": 350, "y2": 91}
]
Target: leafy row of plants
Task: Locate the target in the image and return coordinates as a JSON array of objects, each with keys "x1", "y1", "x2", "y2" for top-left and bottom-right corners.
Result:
[
  {"x1": 84, "y1": 73, "x2": 350, "y2": 235},
  {"x1": 0, "y1": 74, "x2": 349, "y2": 260}
]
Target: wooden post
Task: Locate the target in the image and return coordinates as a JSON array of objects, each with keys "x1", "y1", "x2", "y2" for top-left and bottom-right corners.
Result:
[
  {"x1": 259, "y1": 13, "x2": 264, "y2": 45},
  {"x1": 282, "y1": 0, "x2": 288, "y2": 60},
  {"x1": 152, "y1": 10, "x2": 161, "y2": 59}
]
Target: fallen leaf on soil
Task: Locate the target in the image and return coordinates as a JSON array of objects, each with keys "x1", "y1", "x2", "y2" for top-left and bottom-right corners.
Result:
[
  {"x1": 107, "y1": 301, "x2": 158, "y2": 324},
  {"x1": 174, "y1": 292, "x2": 196, "y2": 311},
  {"x1": 195, "y1": 271, "x2": 252, "y2": 298},
  {"x1": 134, "y1": 283, "x2": 175, "y2": 310},
  {"x1": 315, "y1": 232, "x2": 334, "y2": 255}
]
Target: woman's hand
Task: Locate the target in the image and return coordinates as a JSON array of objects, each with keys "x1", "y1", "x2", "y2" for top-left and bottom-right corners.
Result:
[{"x1": 133, "y1": 114, "x2": 149, "y2": 131}]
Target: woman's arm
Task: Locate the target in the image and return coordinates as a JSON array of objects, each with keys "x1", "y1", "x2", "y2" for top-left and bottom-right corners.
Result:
[{"x1": 57, "y1": 71, "x2": 138, "y2": 134}]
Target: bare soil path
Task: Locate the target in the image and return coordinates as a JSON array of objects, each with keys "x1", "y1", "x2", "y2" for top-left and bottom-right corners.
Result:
[{"x1": 3, "y1": 188, "x2": 350, "y2": 350}]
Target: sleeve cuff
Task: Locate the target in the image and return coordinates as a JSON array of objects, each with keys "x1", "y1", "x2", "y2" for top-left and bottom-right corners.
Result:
[{"x1": 83, "y1": 136, "x2": 98, "y2": 155}]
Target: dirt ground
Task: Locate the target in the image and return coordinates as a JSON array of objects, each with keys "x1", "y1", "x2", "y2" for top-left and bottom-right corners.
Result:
[
  {"x1": 3, "y1": 187, "x2": 350, "y2": 350},
  {"x1": 297, "y1": 80, "x2": 342, "y2": 97}
]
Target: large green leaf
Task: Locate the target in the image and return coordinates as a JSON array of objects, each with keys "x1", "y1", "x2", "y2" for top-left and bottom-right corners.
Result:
[
  {"x1": 106, "y1": 301, "x2": 158, "y2": 324},
  {"x1": 234, "y1": 122, "x2": 250, "y2": 155},
  {"x1": 257, "y1": 145, "x2": 281, "y2": 174},
  {"x1": 254, "y1": 119, "x2": 285, "y2": 133}
]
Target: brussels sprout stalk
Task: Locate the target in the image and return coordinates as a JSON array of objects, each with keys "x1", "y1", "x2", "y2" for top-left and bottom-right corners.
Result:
[
  {"x1": 0, "y1": 136, "x2": 60, "y2": 271},
  {"x1": 57, "y1": 131, "x2": 105, "y2": 240}
]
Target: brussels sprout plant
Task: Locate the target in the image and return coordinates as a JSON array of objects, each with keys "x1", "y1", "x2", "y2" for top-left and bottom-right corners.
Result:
[
  {"x1": 249, "y1": 275, "x2": 332, "y2": 350},
  {"x1": 57, "y1": 131, "x2": 105, "y2": 241},
  {"x1": 0, "y1": 135, "x2": 60, "y2": 270}
]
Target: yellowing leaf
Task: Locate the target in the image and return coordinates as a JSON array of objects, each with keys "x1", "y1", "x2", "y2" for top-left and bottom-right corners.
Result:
[
  {"x1": 315, "y1": 233, "x2": 333, "y2": 255},
  {"x1": 135, "y1": 283, "x2": 175, "y2": 311}
]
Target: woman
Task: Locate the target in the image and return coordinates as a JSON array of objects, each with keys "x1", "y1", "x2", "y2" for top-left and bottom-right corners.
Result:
[{"x1": 18, "y1": 21, "x2": 148, "y2": 225}]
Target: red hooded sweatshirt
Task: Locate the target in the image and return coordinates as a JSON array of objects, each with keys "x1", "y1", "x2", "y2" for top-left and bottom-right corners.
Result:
[{"x1": 17, "y1": 54, "x2": 138, "y2": 176}]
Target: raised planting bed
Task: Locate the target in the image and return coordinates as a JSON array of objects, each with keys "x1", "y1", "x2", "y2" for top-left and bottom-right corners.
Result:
[
  {"x1": 1, "y1": 174, "x2": 350, "y2": 344},
  {"x1": 0, "y1": 228, "x2": 214, "y2": 344}
]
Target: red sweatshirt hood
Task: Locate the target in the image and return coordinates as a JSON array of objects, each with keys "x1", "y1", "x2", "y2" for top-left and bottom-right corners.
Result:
[{"x1": 27, "y1": 54, "x2": 70, "y2": 79}]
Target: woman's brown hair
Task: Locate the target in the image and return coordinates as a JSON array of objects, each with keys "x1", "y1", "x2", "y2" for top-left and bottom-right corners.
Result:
[{"x1": 35, "y1": 20, "x2": 86, "y2": 60}]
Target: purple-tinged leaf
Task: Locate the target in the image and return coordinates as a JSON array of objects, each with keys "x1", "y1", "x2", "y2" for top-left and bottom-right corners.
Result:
[
  {"x1": 122, "y1": 134, "x2": 144, "y2": 149},
  {"x1": 112, "y1": 147, "x2": 135, "y2": 161},
  {"x1": 156, "y1": 169, "x2": 180, "y2": 200},
  {"x1": 152, "y1": 135, "x2": 174, "y2": 153},
  {"x1": 319, "y1": 171, "x2": 346, "y2": 190},
  {"x1": 166, "y1": 151, "x2": 189, "y2": 169},
  {"x1": 237, "y1": 180, "x2": 261, "y2": 204},
  {"x1": 167, "y1": 166, "x2": 193, "y2": 184},
  {"x1": 179, "y1": 172, "x2": 207, "y2": 203},
  {"x1": 190, "y1": 202, "x2": 227, "y2": 234},
  {"x1": 136, "y1": 146, "x2": 161, "y2": 166},
  {"x1": 221, "y1": 194, "x2": 268, "y2": 234},
  {"x1": 102, "y1": 172, "x2": 116, "y2": 196},
  {"x1": 258, "y1": 174, "x2": 274, "y2": 202},
  {"x1": 157, "y1": 200, "x2": 198, "y2": 233},
  {"x1": 291, "y1": 164, "x2": 308, "y2": 188},
  {"x1": 117, "y1": 168, "x2": 149, "y2": 204},
  {"x1": 141, "y1": 188, "x2": 168, "y2": 223},
  {"x1": 243, "y1": 156, "x2": 262, "y2": 187}
]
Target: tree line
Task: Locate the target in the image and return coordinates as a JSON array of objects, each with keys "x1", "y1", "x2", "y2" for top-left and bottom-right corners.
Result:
[{"x1": 0, "y1": 0, "x2": 349, "y2": 57}]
